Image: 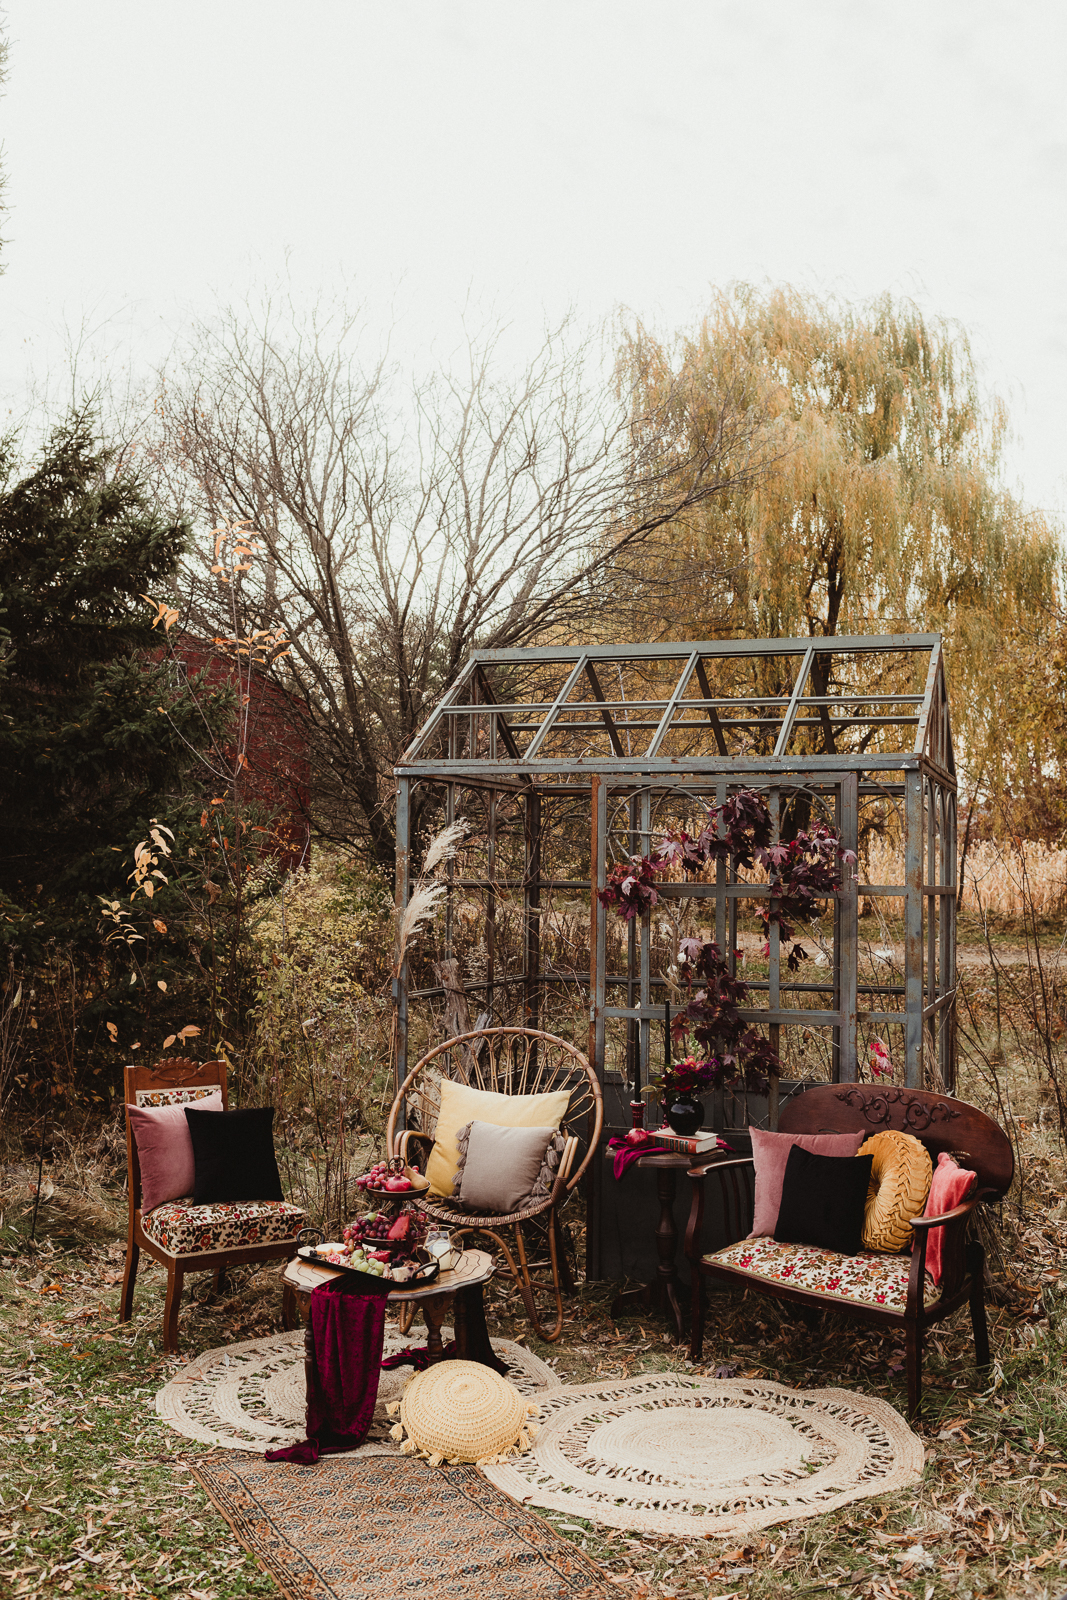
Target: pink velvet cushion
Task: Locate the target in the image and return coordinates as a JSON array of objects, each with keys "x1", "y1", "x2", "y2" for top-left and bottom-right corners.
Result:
[
  {"x1": 129, "y1": 1091, "x2": 223, "y2": 1213},
  {"x1": 919, "y1": 1150, "x2": 977, "y2": 1285},
  {"x1": 748, "y1": 1126, "x2": 866, "y2": 1237}
]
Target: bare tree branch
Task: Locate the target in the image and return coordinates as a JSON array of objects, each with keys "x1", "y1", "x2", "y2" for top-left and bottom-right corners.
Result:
[{"x1": 150, "y1": 300, "x2": 766, "y2": 867}]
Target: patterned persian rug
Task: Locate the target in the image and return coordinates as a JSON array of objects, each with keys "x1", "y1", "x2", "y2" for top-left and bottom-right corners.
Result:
[
  {"x1": 156, "y1": 1326, "x2": 559, "y2": 1453},
  {"x1": 189, "y1": 1452, "x2": 611, "y2": 1600},
  {"x1": 482, "y1": 1372, "x2": 924, "y2": 1538}
]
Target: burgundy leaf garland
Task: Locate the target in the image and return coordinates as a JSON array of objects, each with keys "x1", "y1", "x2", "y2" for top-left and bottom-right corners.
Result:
[{"x1": 600, "y1": 790, "x2": 856, "y2": 1092}]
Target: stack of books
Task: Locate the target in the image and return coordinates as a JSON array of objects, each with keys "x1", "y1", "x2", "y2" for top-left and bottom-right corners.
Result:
[{"x1": 646, "y1": 1127, "x2": 724, "y2": 1156}]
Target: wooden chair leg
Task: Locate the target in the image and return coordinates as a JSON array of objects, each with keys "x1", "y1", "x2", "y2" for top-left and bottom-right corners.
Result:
[
  {"x1": 512, "y1": 1223, "x2": 550, "y2": 1339},
  {"x1": 689, "y1": 1266, "x2": 706, "y2": 1363},
  {"x1": 554, "y1": 1214, "x2": 576, "y2": 1295},
  {"x1": 968, "y1": 1242, "x2": 990, "y2": 1368},
  {"x1": 162, "y1": 1265, "x2": 185, "y2": 1354},
  {"x1": 119, "y1": 1234, "x2": 139, "y2": 1324},
  {"x1": 905, "y1": 1321, "x2": 923, "y2": 1421},
  {"x1": 281, "y1": 1282, "x2": 299, "y2": 1332},
  {"x1": 212, "y1": 1266, "x2": 228, "y2": 1296}
]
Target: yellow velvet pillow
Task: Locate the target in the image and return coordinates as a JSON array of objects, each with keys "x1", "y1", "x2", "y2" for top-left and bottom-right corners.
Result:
[
  {"x1": 857, "y1": 1130, "x2": 932, "y2": 1253},
  {"x1": 425, "y1": 1080, "x2": 571, "y2": 1197}
]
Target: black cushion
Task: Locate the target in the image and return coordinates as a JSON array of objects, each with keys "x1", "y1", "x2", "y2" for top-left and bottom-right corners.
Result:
[
  {"x1": 774, "y1": 1145, "x2": 873, "y2": 1256},
  {"x1": 185, "y1": 1106, "x2": 284, "y2": 1204}
]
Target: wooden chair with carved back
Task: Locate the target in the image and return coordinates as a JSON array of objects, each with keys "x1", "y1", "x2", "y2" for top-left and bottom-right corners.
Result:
[
  {"x1": 685, "y1": 1083, "x2": 1014, "y2": 1419},
  {"x1": 121, "y1": 1057, "x2": 306, "y2": 1352}
]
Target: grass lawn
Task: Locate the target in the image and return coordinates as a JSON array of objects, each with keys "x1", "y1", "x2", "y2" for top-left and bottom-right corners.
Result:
[{"x1": 2, "y1": 1122, "x2": 1066, "y2": 1600}]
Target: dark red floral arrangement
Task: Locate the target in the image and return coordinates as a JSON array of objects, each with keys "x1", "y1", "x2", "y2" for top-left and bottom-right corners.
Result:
[{"x1": 600, "y1": 789, "x2": 856, "y2": 1092}]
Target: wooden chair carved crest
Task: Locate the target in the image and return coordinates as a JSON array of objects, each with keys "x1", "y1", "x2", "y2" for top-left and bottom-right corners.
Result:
[
  {"x1": 121, "y1": 1057, "x2": 305, "y2": 1352},
  {"x1": 385, "y1": 1027, "x2": 603, "y2": 1342}
]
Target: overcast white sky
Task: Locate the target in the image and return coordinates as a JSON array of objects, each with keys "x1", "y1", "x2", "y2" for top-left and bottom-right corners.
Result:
[{"x1": 1, "y1": 1, "x2": 1065, "y2": 513}]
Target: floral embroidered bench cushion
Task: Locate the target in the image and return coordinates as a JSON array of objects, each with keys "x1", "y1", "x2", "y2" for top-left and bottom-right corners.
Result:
[
  {"x1": 706, "y1": 1236, "x2": 941, "y2": 1312},
  {"x1": 141, "y1": 1198, "x2": 306, "y2": 1256}
]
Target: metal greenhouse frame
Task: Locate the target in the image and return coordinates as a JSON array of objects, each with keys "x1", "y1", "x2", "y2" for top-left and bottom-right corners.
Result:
[{"x1": 393, "y1": 631, "x2": 957, "y2": 1145}]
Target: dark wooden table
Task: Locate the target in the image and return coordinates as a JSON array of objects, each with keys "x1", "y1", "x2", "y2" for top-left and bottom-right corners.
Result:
[
  {"x1": 609, "y1": 1149, "x2": 732, "y2": 1342},
  {"x1": 282, "y1": 1248, "x2": 498, "y2": 1386}
]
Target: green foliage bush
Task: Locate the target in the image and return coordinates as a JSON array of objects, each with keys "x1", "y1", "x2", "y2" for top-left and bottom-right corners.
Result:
[{"x1": 246, "y1": 851, "x2": 394, "y2": 1229}]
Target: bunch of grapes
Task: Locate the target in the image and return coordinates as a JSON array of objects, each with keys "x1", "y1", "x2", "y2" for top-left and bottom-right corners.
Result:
[
  {"x1": 343, "y1": 1205, "x2": 428, "y2": 1258},
  {"x1": 343, "y1": 1213, "x2": 391, "y2": 1246},
  {"x1": 355, "y1": 1161, "x2": 393, "y2": 1192}
]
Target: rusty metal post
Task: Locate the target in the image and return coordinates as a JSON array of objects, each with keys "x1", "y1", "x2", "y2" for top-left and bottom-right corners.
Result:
[
  {"x1": 838, "y1": 771, "x2": 859, "y2": 1081},
  {"x1": 523, "y1": 786, "x2": 542, "y2": 1030},
  {"x1": 639, "y1": 786, "x2": 652, "y2": 1091},
  {"x1": 942, "y1": 784, "x2": 958, "y2": 1091},
  {"x1": 626, "y1": 792, "x2": 639, "y2": 1094},
  {"x1": 394, "y1": 776, "x2": 412, "y2": 1097},
  {"x1": 767, "y1": 786, "x2": 780, "y2": 1130},
  {"x1": 587, "y1": 775, "x2": 608, "y2": 1280},
  {"x1": 904, "y1": 768, "x2": 924, "y2": 1087},
  {"x1": 486, "y1": 789, "x2": 497, "y2": 1024},
  {"x1": 713, "y1": 778, "x2": 727, "y2": 1133}
]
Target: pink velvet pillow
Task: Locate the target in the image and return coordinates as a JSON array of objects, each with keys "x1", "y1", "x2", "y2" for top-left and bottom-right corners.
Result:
[
  {"x1": 129, "y1": 1091, "x2": 223, "y2": 1213},
  {"x1": 749, "y1": 1127, "x2": 866, "y2": 1237}
]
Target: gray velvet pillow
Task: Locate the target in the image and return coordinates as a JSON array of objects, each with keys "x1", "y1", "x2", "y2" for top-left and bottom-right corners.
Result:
[{"x1": 452, "y1": 1120, "x2": 556, "y2": 1213}]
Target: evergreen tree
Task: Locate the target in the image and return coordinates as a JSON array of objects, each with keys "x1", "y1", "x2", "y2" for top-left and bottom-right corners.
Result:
[{"x1": 0, "y1": 416, "x2": 227, "y2": 952}]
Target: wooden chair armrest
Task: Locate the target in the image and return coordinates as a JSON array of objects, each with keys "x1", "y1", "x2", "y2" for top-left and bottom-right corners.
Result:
[
  {"x1": 685, "y1": 1156, "x2": 755, "y2": 1261},
  {"x1": 396, "y1": 1129, "x2": 434, "y2": 1168},
  {"x1": 687, "y1": 1155, "x2": 754, "y2": 1180},
  {"x1": 551, "y1": 1135, "x2": 581, "y2": 1204},
  {"x1": 909, "y1": 1194, "x2": 984, "y2": 1232}
]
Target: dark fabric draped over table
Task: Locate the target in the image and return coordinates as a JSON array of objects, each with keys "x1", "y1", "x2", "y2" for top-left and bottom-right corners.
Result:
[{"x1": 266, "y1": 1276, "x2": 391, "y2": 1465}]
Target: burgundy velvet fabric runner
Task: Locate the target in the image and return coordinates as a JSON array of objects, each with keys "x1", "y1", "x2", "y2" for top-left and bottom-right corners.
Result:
[
  {"x1": 266, "y1": 1275, "x2": 391, "y2": 1465},
  {"x1": 608, "y1": 1128, "x2": 733, "y2": 1180},
  {"x1": 381, "y1": 1341, "x2": 507, "y2": 1376}
]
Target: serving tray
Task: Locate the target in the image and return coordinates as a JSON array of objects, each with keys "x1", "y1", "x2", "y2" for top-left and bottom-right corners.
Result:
[{"x1": 296, "y1": 1244, "x2": 440, "y2": 1289}]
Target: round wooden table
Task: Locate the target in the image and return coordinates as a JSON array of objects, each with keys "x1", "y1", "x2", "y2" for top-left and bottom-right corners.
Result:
[{"x1": 282, "y1": 1247, "x2": 497, "y2": 1369}]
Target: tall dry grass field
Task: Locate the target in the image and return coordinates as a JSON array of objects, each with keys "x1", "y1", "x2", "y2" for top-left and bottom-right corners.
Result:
[{"x1": 863, "y1": 834, "x2": 1067, "y2": 921}]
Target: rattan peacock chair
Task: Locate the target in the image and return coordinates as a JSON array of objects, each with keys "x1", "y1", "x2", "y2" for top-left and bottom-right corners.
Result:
[{"x1": 385, "y1": 1026, "x2": 602, "y2": 1342}]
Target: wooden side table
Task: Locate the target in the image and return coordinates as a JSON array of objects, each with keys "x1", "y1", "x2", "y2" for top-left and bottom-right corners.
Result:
[
  {"x1": 282, "y1": 1248, "x2": 497, "y2": 1382},
  {"x1": 608, "y1": 1148, "x2": 731, "y2": 1341}
]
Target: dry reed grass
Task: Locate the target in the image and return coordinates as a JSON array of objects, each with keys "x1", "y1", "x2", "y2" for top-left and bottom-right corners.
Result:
[{"x1": 863, "y1": 834, "x2": 1067, "y2": 921}]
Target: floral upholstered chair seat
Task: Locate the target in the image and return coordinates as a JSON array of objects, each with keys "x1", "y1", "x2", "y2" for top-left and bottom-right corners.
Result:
[
  {"x1": 707, "y1": 1235, "x2": 942, "y2": 1313},
  {"x1": 140, "y1": 1198, "x2": 306, "y2": 1257}
]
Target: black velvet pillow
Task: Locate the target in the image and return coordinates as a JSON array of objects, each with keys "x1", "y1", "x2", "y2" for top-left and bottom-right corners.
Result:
[
  {"x1": 185, "y1": 1106, "x2": 284, "y2": 1204},
  {"x1": 774, "y1": 1145, "x2": 873, "y2": 1256}
]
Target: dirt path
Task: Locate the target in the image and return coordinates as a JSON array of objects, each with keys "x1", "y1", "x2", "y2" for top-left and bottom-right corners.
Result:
[{"x1": 721, "y1": 930, "x2": 1067, "y2": 969}]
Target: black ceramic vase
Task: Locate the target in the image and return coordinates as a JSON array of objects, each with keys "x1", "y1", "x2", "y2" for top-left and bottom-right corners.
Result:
[{"x1": 664, "y1": 1094, "x2": 704, "y2": 1136}]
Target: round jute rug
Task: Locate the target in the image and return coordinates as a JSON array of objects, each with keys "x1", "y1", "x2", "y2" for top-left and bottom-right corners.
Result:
[
  {"x1": 481, "y1": 1373, "x2": 924, "y2": 1538},
  {"x1": 155, "y1": 1326, "x2": 559, "y2": 1454}
]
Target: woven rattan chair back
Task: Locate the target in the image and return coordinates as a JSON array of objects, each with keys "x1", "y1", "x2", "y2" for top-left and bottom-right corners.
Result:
[
  {"x1": 387, "y1": 1026, "x2": 599, "y2": 1192},
  {"x1": 385, "y1": 1027, "x2": 603, "y2": 1341}
]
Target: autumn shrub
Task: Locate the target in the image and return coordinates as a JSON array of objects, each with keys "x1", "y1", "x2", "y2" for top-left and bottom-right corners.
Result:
[{"x1": 245, "y1": 851, "x2": 394, "y2": 1230}]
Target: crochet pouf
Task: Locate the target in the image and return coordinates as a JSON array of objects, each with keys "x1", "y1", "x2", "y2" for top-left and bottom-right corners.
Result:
[
  {"x1": 392, "y1": 1360, "x2": 539, "y2": 1465},
  {"x1": 858, "y1": 1130, "x2": 932, "y2": 1252}
]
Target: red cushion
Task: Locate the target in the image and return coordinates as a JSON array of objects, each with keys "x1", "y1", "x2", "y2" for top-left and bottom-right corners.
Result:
[
  {"x1": 749, "y1": 1126, "x2": 865, "y2": 1237},
  {"x1": 129, "y1": 1091, "x2": 223, "y2": 1213}
]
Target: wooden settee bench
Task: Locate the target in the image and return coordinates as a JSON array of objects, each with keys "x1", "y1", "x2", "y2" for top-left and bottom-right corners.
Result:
[{"x1": 684, "y1": 1084, "x2": 1014, "y2": 1419}]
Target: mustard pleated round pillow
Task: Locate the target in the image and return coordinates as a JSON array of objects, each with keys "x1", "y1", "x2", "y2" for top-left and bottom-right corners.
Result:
[
  {"x1": 857, "y1": 1130, "x2": 932, "y2": 1253},
  {"x1": 390, "y1": 1360, "x2": 540, "y2": 1465}
]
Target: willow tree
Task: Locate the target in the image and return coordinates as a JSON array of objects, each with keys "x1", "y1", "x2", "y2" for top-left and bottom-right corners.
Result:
[{"x1": 615, "y1": 286, "x2": 1062, "y2": 804}]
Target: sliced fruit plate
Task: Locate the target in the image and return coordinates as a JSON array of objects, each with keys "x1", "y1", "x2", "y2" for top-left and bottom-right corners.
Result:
[{"x1": 296, "y1": 1243, "x2": 440, "y2": 1288}]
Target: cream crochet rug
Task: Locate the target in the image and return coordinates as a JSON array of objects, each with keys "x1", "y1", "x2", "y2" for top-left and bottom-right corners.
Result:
[
  {"x1": 155, "y1": 1326, "x2": 560, "y2": 1454},
  {"x1": 482, "y1": 1372, "x2": 924, "y2": 1538},
  {"x1": 158, "y1": 1344, "x2": 922, "y2": 1539}
]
